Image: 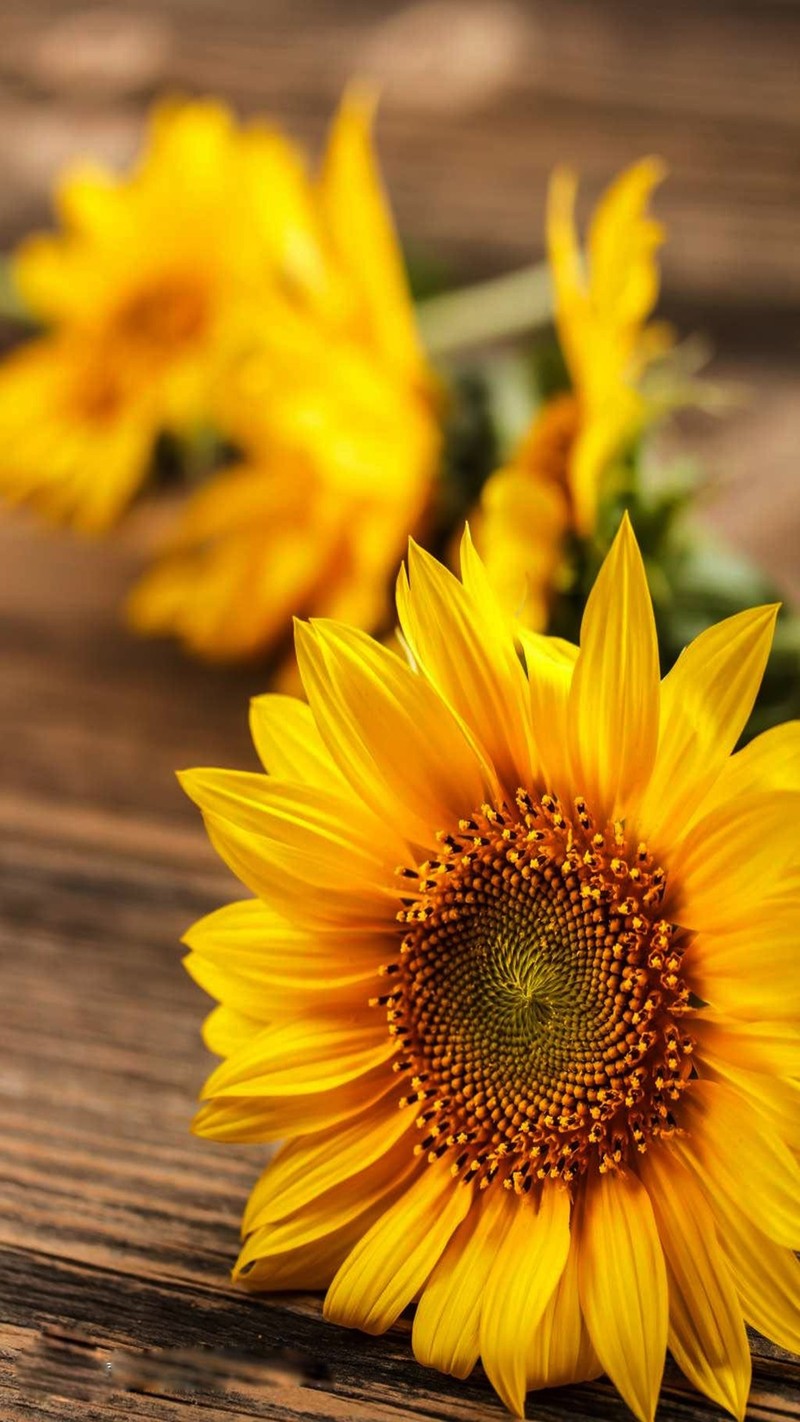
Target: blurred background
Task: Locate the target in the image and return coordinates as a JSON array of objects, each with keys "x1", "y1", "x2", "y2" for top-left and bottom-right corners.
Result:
[{"x1": 1, "y1": 0, "x2": 798, "y2": 596}]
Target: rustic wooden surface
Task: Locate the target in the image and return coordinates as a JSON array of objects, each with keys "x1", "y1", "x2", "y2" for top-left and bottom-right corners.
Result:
[{"x1": 1, "y1": 3, "x2": 799, "y2": 1420}]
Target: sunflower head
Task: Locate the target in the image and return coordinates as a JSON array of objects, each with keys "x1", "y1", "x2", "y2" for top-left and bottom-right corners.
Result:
[
  {"x1": 128, "y1": 93, "x2": 441, "y2": 663},
  {"x1": 0, "y1": 99, "x2": 300, "y2": 529},
  {"x1": 182, "y1": 515, "x2": 798, "y2": 1421}
]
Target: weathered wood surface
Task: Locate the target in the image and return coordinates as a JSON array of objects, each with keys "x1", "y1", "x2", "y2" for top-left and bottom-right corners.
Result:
[{"x1": 1, "y1": 3, "x2": 799, "y2": 1420}]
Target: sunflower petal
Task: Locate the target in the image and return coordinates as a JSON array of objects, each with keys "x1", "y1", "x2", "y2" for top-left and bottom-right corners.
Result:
[
  {"x1": 180, "y1": 769, "x2": 399, "y2": 879},
  {"x1": 568, "y1": 515, "x2": 660, "y2": 821},
  {"x1": 688, "y1": 717, "x2": 800, "y2": 826},
  {"x1": 199, "y1": 810, "x2": 394, "y2": 929},
  {"x1": 201, "y1": 1003, "x2": 260, "y2": 1057},
  {"x1": 670, "y1": 790, "x2": 800, "y2": 932},
  {"x1": 243, "y1": 1102, "x2": 417, "y2": 1230},
  {"x1": 395, "y1": 532, "x2": 532, "y2": 798},
  {"x1": 201, "y1": 1017, "x2": 395, "y2": 1099},
  {"x1": 692, "y1": 1012, "x2": 800, "y2": 1079},
  {"x1": 236, "y1": 1148, "x2": 418, "y2": 1266},
  {"x1": 709, "y1": 1195, "x2": 800, "y2": 1356},
  {"x1": 183, "y1": 898, "x2": 385, "y2": 1019},
  {"x1": 234, "y1": 1207, "x2": 383, "y2": 1294},
  {"x1": 249, "y1": 693, "x2": 346, "y2": 788},
  {"x1": 685, "y1": 899, "x2": 798, "y2": 1021},
  {"x1": 577, "y1": 1168, "x2": 668, "y2": 1422},
  {"x1": 320, "y1": 91, "x2": 425, "y2": 379},
  {"x1": 324, "y1": 1163, "x2": 473, "y2": 1334},
  {"x1": 637, "y1": 606, "x2": 779, "y2": 849},
  {"x1": 295, "y1": 618, "x2": 488, "y2": 848},
  {"x1": 193, "y1": 1064, "x2": 395, "y2": 1142},
  {"x1": 519, "y1": 629, "x2": 578, "y2": 799},
  {"x1": 412, "y1": 1184, "x2": 510, "y2": 1381},
  {"x1": 641, "y1": 1148, "x2": 750, "y2": 1420},
  {"x1": 479, "y1": 1183, "x2": 571, "y2": 1416},
  {"x1": 678, "y1": 1080, "x2": 800, "y2": 1249},
  {"x1": 526, "y1": 1225, "x2": 601, "y2": 1392}
]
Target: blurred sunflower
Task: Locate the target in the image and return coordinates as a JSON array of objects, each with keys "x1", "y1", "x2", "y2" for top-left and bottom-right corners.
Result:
[
  {"x1": 0, "y1": 98, "x2": 322, "y2": 530},
  {"x1": 128, "y1": 95, "x2": 441, "y2": 662},
  {"x1": 181, "y1": 516, "x2": 799, "y2": 1421},
  {"x1": 473, "y1": 160, "x2": 672, "y2": 629}
]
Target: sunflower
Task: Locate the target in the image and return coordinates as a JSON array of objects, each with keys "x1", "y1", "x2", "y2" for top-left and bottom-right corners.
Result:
[
  {"x1": 474, "y1": 160, "x2": 672, "y2": 628},
  {"x1": 0, "y1": 98, "x2": 313, "y2": 529},
  {"x1": 128, "y1": 95, "x2": 440, "y2": 661},
  {"x1": 180, "y1": 514, "x2": 799, "y2": 1420}
]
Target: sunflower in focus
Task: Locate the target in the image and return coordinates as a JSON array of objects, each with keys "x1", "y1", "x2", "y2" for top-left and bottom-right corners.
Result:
[
  {"x1": 128, "y1": 95, "x2": 441, "y2": 661},
  {"x1": 181, "y1": 515, "x2": 799, "y2": 1420},
  {"x1": 0, "y1": 99, "x2": 311, "y2": 530},
  {"x1": 474, "y1": 160, "x2": 672, "y2": 629}
]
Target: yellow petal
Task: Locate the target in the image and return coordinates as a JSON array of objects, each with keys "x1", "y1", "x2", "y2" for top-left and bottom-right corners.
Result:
[
  {"x1": 577, "y1": 1168, "x2": 668, "y2": 1422},
  {"x1": 685, "y1": 899, "x2": 798, "y2": 1021},
  {"x1": 678, "y1": 1080, "x2": 800, "y2": 1249},
  {"x1": 183, "y1": 899, "x2": 385, "y2": 1019},
  {"x1": 295, "y1": 618, "x2": 488, "y2": 848},
  {"x1": 412, "y1": 1183, "x2": 510, "y2": 1381},
  {"x1": 249, "y1": 693, "x2": 346, "y2": 789},
  {"x1": 201, "y1": 1016, "x2": 395, "y2": 1100},
  {"x1": 470, "y1": 461, "x2": 567, "y2": 632},
  {"x1": 181, "y1": 771, "x2": 402, "y2": 927},
  {"x1": 320, "y1": 91, "x2": 425, "y2": 380},
  {"x1": 518, "y1": 628, "x2": 578, "y2": 798},
  {"x1": 692, "y1": 1012, "x2": 800, "y2": 1079},
  {"x1": 324, "y1": 1162, "x2": 472, "y2": 1334},
  {"x1": 637, "y1": 606, "x2": 779, "y2": 851},
  {"x1": 193, "y1": 1062, "x2": 395, "y2": 1143},
  {"x1": 708, "y1": 1192, "x2": 800, "y2": 1356},
  {"x1": 690, "y1": 718, "x2": 800, "y2": 825},
  {"x1": 546, "y1": 166, "x2": 583, "y2": 385},
  {"x1": 526, "y1": 1223, "x2": 601, "y2": 1393},
  {"x1": 547, "y1": 161, "x2": 666, "y2": 534},
  {"x1": 641, "y1": 1148, "x2": 750, "y2": 1420},
  {"x1": 669, "y1": 790, "x2": 800, "y2": 933},
  {"x1": 588, "y1": 158, "x2": 666, "y2": 337},
  {"x1": 568, "y1": 514, "x2": 660, "y2": 821},
  {"x1": 479, "y1": 1183, "x2": 571, "y2": 1416},
  {"x1": 180, "y1": 769, "x2": 400, "y2": 886},
  {"x1": 242, "y1": 1101, "x2": 417, "y2": 1231},
  {"x1": 201, "y1": 1003, "x2": 260, "y2": 1057},
  {"x1": 395, "y1": 532, "x2": 533, "y2": 799},
  {"x1": 236, "y1": 1147, "x2": 418, "y2": 1267},
  {"x1": 234, "y1": 1208, "x2": 382, "y2": 1294},
  {"x1": 697, "y1": 1054, "x2": 800, "y2": 1155}
]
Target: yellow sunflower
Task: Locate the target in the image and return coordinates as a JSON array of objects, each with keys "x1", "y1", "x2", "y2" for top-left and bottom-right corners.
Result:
[
  {"x1": 0, "y1": 98, "x2": 312, "y2": 529},
  {"x1": 180, "y1": 515, "x2": 799, "y2": 1420},
  {"x1": 128, "y1": 95, "x2": 440, "y2": 661},
  {"x1": 474, "y1": 159, "x2": 671, "y2": 628}
]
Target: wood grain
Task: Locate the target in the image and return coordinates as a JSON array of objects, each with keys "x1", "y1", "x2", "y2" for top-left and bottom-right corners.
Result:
[{"x1": 1, "y1": 2, "x2": 799, "y2": 1419}]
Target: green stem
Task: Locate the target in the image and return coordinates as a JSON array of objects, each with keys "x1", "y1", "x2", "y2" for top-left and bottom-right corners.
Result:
[{"x1": 416, "y1": 261, "x2": 552, "y2": 359}]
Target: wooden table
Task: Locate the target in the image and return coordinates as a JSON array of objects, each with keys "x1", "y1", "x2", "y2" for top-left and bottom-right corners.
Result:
[{"x1": 1, "y1": 3, "x2": 799, "y2": 1418}]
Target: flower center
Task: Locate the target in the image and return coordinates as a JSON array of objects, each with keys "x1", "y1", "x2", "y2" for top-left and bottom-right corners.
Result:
[
  {"x1": 116, "y1": 277, "x2": 209, "y2": 354},
  {"x1": 382, "y1": 791, "x2": 694, "y2": 1189}
]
